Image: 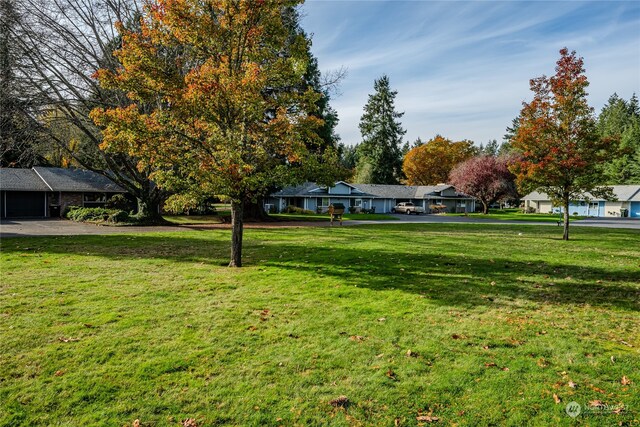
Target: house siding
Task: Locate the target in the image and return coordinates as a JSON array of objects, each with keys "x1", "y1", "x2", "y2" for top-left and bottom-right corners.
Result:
[{"x1": 329, "y1": 183, "x2": 351, "y2": 195}]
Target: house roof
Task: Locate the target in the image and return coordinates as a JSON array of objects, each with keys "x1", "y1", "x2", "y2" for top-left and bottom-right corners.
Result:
[
  {"x1": 0, "y1": 167, "x2": 124, "y2": 193},
  {"x1": 523, "y1": 185, "x2": 640, "y2": 202},
  {"x1": 33, "y1": 167, "x2": 124, "y2": 192},
  {"x1": 352, "y1": 184, "x2": 417, "y2": 199},
  {"x1": 272, "y1": 182, "x2": 473, "y2": 200},
  {"x1": 0, "y1": 168, "x2": 52, "y2": 191}
]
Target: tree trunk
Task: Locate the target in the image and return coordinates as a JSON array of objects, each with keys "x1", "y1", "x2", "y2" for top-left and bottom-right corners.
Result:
[
  {"x1": 135, "y1": 191, "x2": 166, "y2": 224},
  {"x1": 562, "y1": 197, "x2": 570, "y2": 241},
  {"x1": 229, "y1": 199, "x2": 244, "y2": 267},
  {"x1": 482, "y1": 201, "x2": 489, "y2": 214}
]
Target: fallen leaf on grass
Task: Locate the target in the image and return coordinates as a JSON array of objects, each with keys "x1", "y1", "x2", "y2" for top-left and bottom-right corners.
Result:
[
  {"x1": 54, "y1": 370, "x2": 64, "y2": 377},
  {"x1": 589, "y1": 385, "x2": 606, "y2": 393},
  {"x1": 416, "y1": 415, "x2": 439, "y2": 422},
  {"x1": 58, "y1": 337, "x2": 80, "y2": 343},
  {"x1": 484, "y1": 362, "x2": 497, "y2": 368},
  {"x1": 349, "y1": 335, "x2": 365, "y2": 342},
  {"x1": 132, "y1": 420, "x2": 140, "y2": 427},
  {"x1": 553, "y1": 394, "x2": 561, "y2": 404},
  {"x1": 406, "y1": 349, "x2": 417, "y2": 358},
  {"x1": 182, "y1": 419, "x2": 198, "y2": 427},
  {"x1": 329, "y1": 395, "x2": 349, "y2": 408},
  {"x1": 377, "y1": 317, "x2": 386, "y2": 322},
  {"x1": 568, "y1": 381, "x2": 577, "y2": 389},
  {"x1": 621, "y1": 376, "x2": 631, "y2": 385},
  {"x1": 589, "y1": 400, "x2": 604, "y2": 408},
  {"x1": 386, "y1": 369, "x2": 397, "y2": 380}
]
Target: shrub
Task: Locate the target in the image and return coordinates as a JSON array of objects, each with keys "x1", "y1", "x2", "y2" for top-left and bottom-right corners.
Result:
[
  {"x1": 108, "y1": 210, "x2": 130, "y2": 223},
  {"x1": 164, "y1": 194, "x2": 217, "y2": 215},
  {"x1": 283, "y1": 205, "x2": 314, "y2": 214},
  {"x1": 66, "y1": 207, "x2": 130, "y2": 223},
  {"x1": 348, "y1": 206, "x2": 357, "y2": 214}
]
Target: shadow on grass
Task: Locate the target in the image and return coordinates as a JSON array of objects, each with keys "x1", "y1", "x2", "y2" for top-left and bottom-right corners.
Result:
[{"x1": 2, "y1": 226, "x2": 639, "y2": 311}]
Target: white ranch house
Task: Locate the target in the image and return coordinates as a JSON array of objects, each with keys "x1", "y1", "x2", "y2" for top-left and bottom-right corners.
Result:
[
  {"x1": 522, "y1": 185, "x2": 640, "y2": 218},
  {"x1": 268, "y1": 181, "x2": 476, "y2": 214}
]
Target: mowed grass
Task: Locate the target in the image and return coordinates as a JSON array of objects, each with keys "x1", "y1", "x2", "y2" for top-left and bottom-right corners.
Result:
[
  {"x1": 1, "y1": 224, "x2": 638, "y2": 426},
  {"x1": 447, "y1": 209, "x2": 585, "y2": 223}
]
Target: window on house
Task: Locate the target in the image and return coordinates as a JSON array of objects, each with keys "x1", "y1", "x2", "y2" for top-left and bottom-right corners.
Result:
[
  {"x1": 83, "y1": 193, "x2": 107, "y2": 206},
  {"x1": 355, "y1": 199, "x2": 362, "y2": 207},
  {"x1": 319, "y1": 197, "x2": 330, "y2": 207}
]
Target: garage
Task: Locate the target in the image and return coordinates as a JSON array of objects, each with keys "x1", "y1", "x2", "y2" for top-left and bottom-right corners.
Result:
[
  {"x1": 2, "y1": 191, "x2": 47, "y2": 218},
  {"x1": 0, "y1": 169, "x2": 52, "y2": 219},
  {"x1": 630, "y1": 202, "x2": 640, "y2": 218}
]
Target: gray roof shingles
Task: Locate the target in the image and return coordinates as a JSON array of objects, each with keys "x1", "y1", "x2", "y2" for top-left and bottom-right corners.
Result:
[
  {"x1": 0, "y1": 168, "x2": 52, "y2": 191},
  {"x1": 33, "y1": 167, "x2": 124, "y2": 192},
  {"x1": 0, "y1": 167, "x2": 124, "y2": 192}
]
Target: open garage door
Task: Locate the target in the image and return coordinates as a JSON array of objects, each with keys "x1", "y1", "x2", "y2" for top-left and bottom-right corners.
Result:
[
  {"x1": 630, "y1": 202, "x2": 640, "y2": 218},
  {"x1": 3, "y1": 192, "x2": 47, "y2": 218}
]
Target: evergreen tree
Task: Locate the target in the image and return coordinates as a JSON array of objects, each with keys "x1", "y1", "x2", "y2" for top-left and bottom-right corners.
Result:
[
  {"x1": 356, "y1": 75, "x2": 405, "y2": 184},
  {"x1": 480, "y1": 139, "x2": 499, "y2": 156},
  {"x1": 597, "y1": 93, "x2": 640, "y2": 184}
]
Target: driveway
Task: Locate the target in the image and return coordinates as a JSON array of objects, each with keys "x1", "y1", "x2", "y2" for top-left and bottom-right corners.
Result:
[{"x1": 0, "y1": 219, "x2": 182, "y2": 238}]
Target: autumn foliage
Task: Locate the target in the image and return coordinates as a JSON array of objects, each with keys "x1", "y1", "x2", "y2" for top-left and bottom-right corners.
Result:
[
  {"x1": 509, "y1": 48, "x2": 617, "y2": 240},
  {"x1": 91, "y1": 0, "x2": 334, "y2": 266},
  {"x1": 402, "y1": 135, "x2": 475, "y2": 185},
  {"x1": 449, "y1": 155, "x2": 517, "y2": 214}
]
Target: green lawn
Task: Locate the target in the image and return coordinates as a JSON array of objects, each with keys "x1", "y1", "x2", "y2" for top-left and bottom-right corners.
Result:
[
  {"x1": 271, "y1": 213, "x2": 399, "y2": 222},
  {"x1": 164, "y1": 213, "x2": 398, "y2": 225},
  {"x1": 447, "y1": 208, "x2": 586, "y2": 222},
  {"x1": 1, "y1": 224, "x2": 638, "y2": 426}
]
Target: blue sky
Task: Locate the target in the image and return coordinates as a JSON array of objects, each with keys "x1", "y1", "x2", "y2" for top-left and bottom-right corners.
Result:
[{"x1": 301, "y1": 1, "x2": 640, "y2": 147}]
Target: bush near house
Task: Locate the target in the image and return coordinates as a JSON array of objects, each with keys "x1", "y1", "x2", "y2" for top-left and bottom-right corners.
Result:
[{"x1": 65, "y1": 206, "x2": 130, "y2": 224}]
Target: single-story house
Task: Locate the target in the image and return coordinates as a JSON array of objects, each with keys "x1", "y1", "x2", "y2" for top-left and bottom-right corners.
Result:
[
  {"x1": 268, "y1": 181, "x2": 476, "y2": 214},
  {"x1": 522, "y1": 185, "x2": 640, "y2": 218},
  {"x1": 0, "y1": 167, "x2": 125, "y2": 218}
]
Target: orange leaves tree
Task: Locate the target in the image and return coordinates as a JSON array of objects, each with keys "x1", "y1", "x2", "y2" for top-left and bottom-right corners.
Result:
[
  {"x1": 509, "y1": 48, "x2": 617, "y2": 240},
  {"x1": 402, "y1": 135, "x2": 476, "y2": 185},
  {"x1": 91, "y1": 0, "x2": 330, "y2": 266}
]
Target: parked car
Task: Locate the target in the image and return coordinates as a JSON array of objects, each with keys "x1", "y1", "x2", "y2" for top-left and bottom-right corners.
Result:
[{"x1": 391, "y1": 202, "x2": 425, "y2": 215}]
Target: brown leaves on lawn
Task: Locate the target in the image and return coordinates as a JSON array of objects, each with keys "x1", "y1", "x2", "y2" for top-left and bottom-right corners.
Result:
[
  {"x1": 568, "y1": 381, "x2": 577, "y2": 389},
  {"x1": 553, "y1": 393, "x2": 562, "y2": 404},
  {"x1": 57, "y1": 337, "x2": 80, "y2": 343},
  {"x1": 621, "y1": 376, "x2": 631, "y2": 385},
  {"x1": 406, "y1": 349, "x2": 418, "y2": 358},
  {"x1": 181, "y1": 418, "x2": 198, "y2": 427},
  {"x1": 329, "y1": 395, "x2": 349, "y2": 408},
  {"x1": 54, "y1": 370, "x2": 65, "y2": 377},
  {"x1": 349, "y1": 335, "x2": 366, "y2": 342},
  {"x1": 416, "y1": 415, "x2": 439, "y2": 423},
  {"x1": 589, "y1": 400, "x2": 605, "y2": 408},
  {"x1": 386, "y1": 369, "x2": 397, "y2": 380}
]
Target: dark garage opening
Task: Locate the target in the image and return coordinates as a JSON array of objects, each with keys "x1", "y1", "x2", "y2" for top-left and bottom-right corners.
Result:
[{"x1": 2, "y1": 191, "x2": 47, "y2": 218}]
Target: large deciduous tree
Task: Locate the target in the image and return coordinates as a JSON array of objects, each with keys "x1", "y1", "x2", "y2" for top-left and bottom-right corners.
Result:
[
  {"x1": 11, "y1": 0, "x2": 169, "y2": 222},
  {"x1": 402, "y1": 135, "x2": 476, "y2": 185},
  {"x1": 92, "y1": 0, "x2": 331, "y2": 267},
  {"x1": 355, "y1": 75, "x2": 405, "y2": 184},
  {"x1": 0, "y1": 0, "x2": 46, "y2": 167},
  {"x1": 449, "y1": 155, "x2": 517, "y2": 214},
  {"x1": 509, "y1": 48, "x2": 617, "y2": 240}
]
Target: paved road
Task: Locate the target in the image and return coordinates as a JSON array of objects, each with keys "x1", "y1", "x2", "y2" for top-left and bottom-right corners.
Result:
[{"x1": 1, "y1": 215, "x2": 639, "y2": 238}]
